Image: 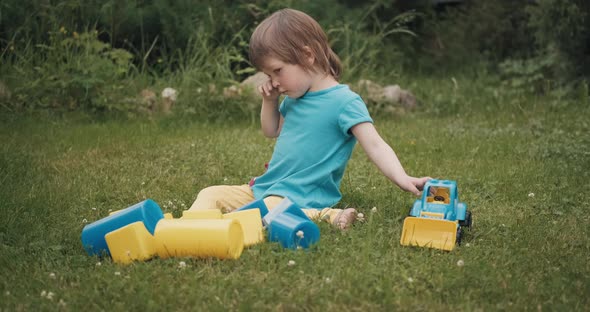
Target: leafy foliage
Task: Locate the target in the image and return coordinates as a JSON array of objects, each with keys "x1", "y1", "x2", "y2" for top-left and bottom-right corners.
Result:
[
  {"x1": 498, "y1": 0, "x2": 589, "y2": 93},
  {"x1": 2, "y1": 28, "x2": 135, "y2": 111}
]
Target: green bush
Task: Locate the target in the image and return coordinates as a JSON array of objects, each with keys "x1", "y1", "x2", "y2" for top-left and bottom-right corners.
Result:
[
  {"x1": 499, "y1": 0, "x2": 589, "y2": 94},
  {"x1": 2, "y1": 29, "x2": 135, "y2": 112},
  {"x1": 395, "y1": 1, "x2": 533, "y2": 74}
]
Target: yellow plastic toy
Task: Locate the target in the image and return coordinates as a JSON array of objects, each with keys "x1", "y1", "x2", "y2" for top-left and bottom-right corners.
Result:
[
  {"x1": 154, "y1": 219, "x2": 244, "y2": 260},
  {"x1": 181, "y1": 209, "x2": 222, "y2": 219},
  {"x1": 104, "y1": 221, "x2": 156, "y2": 264},
  {"x1": 223, "y1": 209, "x2": 264, "y2": 246}
]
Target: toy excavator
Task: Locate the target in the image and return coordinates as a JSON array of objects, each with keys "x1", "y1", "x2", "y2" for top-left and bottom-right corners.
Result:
[{"x1": 400, "y1": 179, "x2": 472, "y2": 251}]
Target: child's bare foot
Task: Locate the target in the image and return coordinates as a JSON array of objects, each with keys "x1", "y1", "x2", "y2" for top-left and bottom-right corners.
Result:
[{"x1": 332, "y1": 208, "x2": 358, "y2": 230}]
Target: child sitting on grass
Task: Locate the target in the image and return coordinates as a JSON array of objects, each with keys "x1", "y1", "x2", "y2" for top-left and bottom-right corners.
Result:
[{"x1": 189, "y1": 8, "x2": 431, "y2": 229}]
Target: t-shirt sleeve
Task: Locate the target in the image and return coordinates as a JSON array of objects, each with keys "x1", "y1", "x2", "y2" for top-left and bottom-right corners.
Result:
[
  {"x1": 278, "y1": 98, "x2": 289, "y2": 117},
  {"x1": 338, "y1": 98, "x2": 373, "y2": 135}
]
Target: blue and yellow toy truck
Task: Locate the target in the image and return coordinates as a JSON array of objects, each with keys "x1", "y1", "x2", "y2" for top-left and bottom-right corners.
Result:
[{"x1": 400, "y1": 179, "x2": 472, "y2": 251}]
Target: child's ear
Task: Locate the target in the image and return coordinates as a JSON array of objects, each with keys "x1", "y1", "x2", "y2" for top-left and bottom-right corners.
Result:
[{"x1": 303, "y1": 46, "x2": 315, "y2": 65}]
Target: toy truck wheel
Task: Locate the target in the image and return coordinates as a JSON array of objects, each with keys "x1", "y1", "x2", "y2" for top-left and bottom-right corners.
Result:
[
  {"x1": 459, "y1": 211, "x2": 472, "y2": 229},
  {"x1": 456, "y1": 227, "x2": 462, "y2": 245}
]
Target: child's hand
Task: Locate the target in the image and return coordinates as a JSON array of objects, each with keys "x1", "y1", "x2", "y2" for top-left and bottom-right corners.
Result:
[
  {"x1": 397, "y1": 176, "x2": 432, "y2": 197},
  {"x1": 258, "y1": 77, "x2": 281, "y2": 102}
]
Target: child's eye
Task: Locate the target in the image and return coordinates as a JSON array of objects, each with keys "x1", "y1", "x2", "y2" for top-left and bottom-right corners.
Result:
[{"x1": 274, "y1": 68, "x2": 282, "y2": 74}]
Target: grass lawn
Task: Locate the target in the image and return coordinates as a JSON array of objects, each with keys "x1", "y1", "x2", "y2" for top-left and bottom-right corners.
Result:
[{"x1": 1, "y1": 86, "x2": 589, "y2": 311}]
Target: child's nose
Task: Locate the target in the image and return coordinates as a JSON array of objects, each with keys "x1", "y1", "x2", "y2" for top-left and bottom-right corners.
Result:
[{"x1": 272, "y1": 80, "x2": 280, "y2": 88}]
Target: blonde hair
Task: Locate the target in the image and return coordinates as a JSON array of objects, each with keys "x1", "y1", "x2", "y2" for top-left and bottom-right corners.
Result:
[{"x1": 249, "y1": 9, "x2": 342, "y2": 80}]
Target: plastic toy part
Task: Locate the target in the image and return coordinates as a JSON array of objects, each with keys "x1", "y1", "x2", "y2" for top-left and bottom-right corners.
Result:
[
  {"x1": 235, "y1": 198, "x2": 269, "y2": 218},
  {"x1": 400, "y1": 218, "x2": 457, "y2": 251},
  {"x1": 81, "y1": 199, "x2": 164, "y2": 256},
  {"x1": 182, "y1": 209, "x2": 223, "y2": 219},
  {"x1": 223, "y1": 209, "x2": 265, "y2": 246},
  {"x1": 105, "y1": 221, "x2": 156, "y2": 264},
  {"x1": 265, "y1": 198, "x2": 320, "y2": 249},
  {"x1": 154, "y1": 219, "x2": 244, "y2": 260}
]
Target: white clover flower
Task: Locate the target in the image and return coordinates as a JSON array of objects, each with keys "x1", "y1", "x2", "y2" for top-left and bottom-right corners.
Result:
[
  {"x1": 46, "y1": 292, "x2": 54, "y2": 300},
  {"x1": 357, "y1": 213, "x2": 365, "y2": 221},
  {"x1": 371, "y1": 207, "x2": 377, "y2": 213},
  {"x1": 41, "y1": 290, "x2": 47, "y2": 297},
  {"x1": 296, "y1": 230, "x2": 304, "y2": 238},
  {"x1": 161, "y1": 87, "x2": 178, "y2": 101},
  {"x1": 288, "y1": 260, "x2": 296, "y2": 266},
  {"x1": 96, "y1": 262, "x2": 102, "y2": 267},
  {"x1": 114, "y1": 271, "x2": 121, "y2": 276},
  {"x1": 407, "y1": 277, "x2": 414, "y2": 283},
  {"x1": 457, "y1": 259, "x2": 465, "y2": 267},
  {"x1": 5, "y1": 291, "x2": 10, "y2": 296},
  {"x1": 325, "y1": 277, "x2": 332, "y2": 283},
  {"x1": 91, "y1": 207, "x2": 96, "y2": 211},
  {"x1": 58, "y1": 299, "x2": 66, "y2": 307},
  {"x1": 528, "y1": 192, "x2": 535, "y2": 198},
  {"x1": 49, "y1": 272, "x2": 56, "y2": 279},
  {"x1": 178, "y1": 261, "x2": 187, "y2": 269},
  {"x1": 82, "y1": 218, "x2": 88, "y2": 223},
  {"x1": 465, "y1": 243, "x2": 471, "y2": 247}
]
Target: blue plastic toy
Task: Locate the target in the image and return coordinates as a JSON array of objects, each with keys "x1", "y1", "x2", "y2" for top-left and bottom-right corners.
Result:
[
  {"x1": 81, "y1": 199, "x2": 164, "y2": 256},
  {"x1": 264, "y1": 198, "x2": 320, "y2": 249},
  {"x1": 235, "y1": 198, "x2": 269, "y2": 218},
  {"x1": 400, "y1": 179, "x2": 472, "y2": 251}
]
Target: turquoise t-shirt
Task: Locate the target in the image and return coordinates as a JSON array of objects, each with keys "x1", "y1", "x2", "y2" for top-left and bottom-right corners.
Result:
[{"x1": 251, "y1": 84, "x2": 373, "y2": 208}]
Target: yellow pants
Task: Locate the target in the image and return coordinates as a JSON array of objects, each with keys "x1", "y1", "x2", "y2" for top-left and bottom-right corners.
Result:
[{"x1": 189, "y1": 184, "x2": 343, "y2": 224}]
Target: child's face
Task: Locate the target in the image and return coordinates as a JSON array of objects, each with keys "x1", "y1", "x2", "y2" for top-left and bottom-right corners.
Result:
[{"x1": 261, "y1": 56, "x2": 315, "y2": 99}]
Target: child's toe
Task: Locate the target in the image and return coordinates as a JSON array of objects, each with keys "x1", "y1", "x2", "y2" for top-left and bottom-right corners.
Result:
[{"x1": 332, "y1": 208, "x2": 358, "y2": 230}]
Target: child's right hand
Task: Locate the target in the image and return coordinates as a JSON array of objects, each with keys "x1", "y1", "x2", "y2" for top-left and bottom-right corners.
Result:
[
  {"x1": 397, "y1": 176, "x2": 432, "y2": 197},
  {"x1": 258, "y1": 77, "x2": 281, "y2": 102}
]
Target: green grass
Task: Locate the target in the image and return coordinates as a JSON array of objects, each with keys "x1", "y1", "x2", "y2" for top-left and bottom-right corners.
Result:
[{"x1": 1, "y1": 86, "x2": 589, "y2": 311}]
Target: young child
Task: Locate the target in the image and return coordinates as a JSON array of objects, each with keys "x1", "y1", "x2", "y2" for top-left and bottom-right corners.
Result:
[{"x1": 189, "y1": 8, "x2": 431, "y2": 229}]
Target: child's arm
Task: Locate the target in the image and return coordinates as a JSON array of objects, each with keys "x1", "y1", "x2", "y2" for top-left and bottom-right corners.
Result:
[
  {"x1": 258, "y1": 78, "x2": 283, "y2": 138},
  {"x1": 351, "y1": 122, "x2": 431, "y2": 196}
]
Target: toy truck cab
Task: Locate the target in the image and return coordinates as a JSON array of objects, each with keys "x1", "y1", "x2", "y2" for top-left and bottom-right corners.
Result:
[
  {"x1": 401, "y1": 179, "x2": 471, "y2": 251},
  {"x1": 409, "y1": 180, "x2": 469, "y2": 224}
]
